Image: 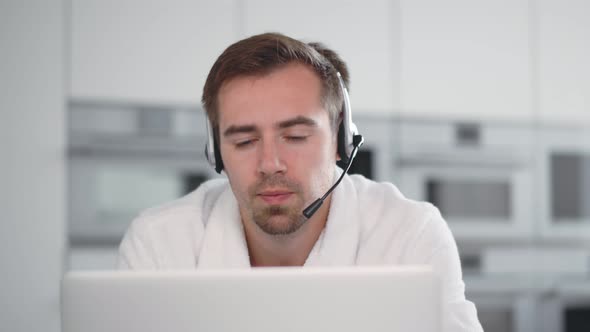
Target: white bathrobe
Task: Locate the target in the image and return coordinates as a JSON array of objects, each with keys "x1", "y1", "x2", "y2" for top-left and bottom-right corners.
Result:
[{"x1": 118, "y1": 173, "x2": 483, "y2": 332}]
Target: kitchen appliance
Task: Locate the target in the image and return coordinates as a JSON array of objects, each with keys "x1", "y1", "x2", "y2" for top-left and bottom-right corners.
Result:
[
  {"x1": 67, "y1": 101, "x2": 219, "y2": 245},
  {"x1": 394, "y1": 119, "x2": 535, "y2": 240},
  {"x1": 536, "y1": 281, "x2": 590, "y2": 332},
  {"x1": 468, "y1": 287, "x2": 540, "y2": 332},
  {"x1": 536, "y1": 125, "x2": 590, "y2": 240}
]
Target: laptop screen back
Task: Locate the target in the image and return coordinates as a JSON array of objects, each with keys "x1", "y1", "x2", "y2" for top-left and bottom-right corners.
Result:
[{"x1": 61, "y1": 266, "x2": 440, "y2": 332}]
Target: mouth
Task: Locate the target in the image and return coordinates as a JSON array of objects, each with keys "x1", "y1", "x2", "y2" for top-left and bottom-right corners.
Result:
[{"x1": 257, "y1": 190, "x2": 294, "y2": 205}]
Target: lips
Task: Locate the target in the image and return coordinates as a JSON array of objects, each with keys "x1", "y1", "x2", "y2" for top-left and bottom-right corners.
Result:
[{"x1": 257, "y1": 190, "x2": 293, "y2": 204}]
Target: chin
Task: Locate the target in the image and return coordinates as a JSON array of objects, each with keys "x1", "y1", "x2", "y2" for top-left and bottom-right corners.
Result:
[{"x1": 254, "y1": 211, "x2": 306, "y2": 236}]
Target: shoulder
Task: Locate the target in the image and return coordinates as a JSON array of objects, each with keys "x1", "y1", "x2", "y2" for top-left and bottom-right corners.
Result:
[
  {"x1": 118, "y1": 178, "x2": 229, "y2": 269},
  {"x1": 347, "y1": 174, "x2": 438, "y2": 231},
  {"x1": 347, "y1": 174, "x2": 454, "y2": 262},
  {"x1": 345, "y1": 177, "x2": 481, "y2": 331}
]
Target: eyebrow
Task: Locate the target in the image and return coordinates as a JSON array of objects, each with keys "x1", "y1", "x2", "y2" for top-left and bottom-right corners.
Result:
[
  {"x1": 223, "y1": 124, "x2": 257, "y2": 137},
  {"x1": 223, "y1": 116, "x2": 318, "y2": 137},
  {"x1": 277, "y1": 116, "x2": 318, "y2": 129}
]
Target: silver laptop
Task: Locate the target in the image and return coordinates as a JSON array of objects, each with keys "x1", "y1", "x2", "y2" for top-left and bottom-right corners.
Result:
[{"x1": 61, "y1": 266, "x2": 440, "y2": 332}]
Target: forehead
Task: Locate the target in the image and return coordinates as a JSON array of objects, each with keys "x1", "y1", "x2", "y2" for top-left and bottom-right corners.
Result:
[{"x1": 217, "y1": 63, "x2": 328, "y2": 128}]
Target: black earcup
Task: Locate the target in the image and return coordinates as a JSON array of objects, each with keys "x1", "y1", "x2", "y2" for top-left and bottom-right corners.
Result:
[
  {"x1": 212, "y1": 127, "x2": 224, "y2": 173},
  {"x1": 337, "y1": 121, "x2": 350, "y2": 164}
]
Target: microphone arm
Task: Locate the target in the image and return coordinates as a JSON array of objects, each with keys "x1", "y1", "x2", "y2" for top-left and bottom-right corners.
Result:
[{"x1": 302, "y1": 134, "x2": 364, "y2": 219}]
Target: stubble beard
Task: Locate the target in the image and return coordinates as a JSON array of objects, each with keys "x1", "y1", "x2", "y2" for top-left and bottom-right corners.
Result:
[
  {"x1": 252, "y1": 204, "x2": 306, "y2": 235},
  {"x1": 248, "y1": 175, "x2": 307, "y2": 236}
]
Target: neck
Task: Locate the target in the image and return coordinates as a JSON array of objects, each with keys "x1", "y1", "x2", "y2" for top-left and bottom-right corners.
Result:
[{"x1": 242, "y1": 195, "x2": 332, "y2": 267}]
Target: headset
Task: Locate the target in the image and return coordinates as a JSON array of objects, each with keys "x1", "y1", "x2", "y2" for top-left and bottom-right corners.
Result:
[
  {"x1": 204, "y1": 71, "x2": 364, "y2": 219},
  {"x1": 205, "y1": 72, "x2": 362, "y2": 172}
]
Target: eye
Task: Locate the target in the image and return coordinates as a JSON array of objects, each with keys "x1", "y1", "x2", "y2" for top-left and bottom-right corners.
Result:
[
  {"x1": 285, "y1": 135, "x2": 308, "y2": 143},
  {"x1": 235, "y1": 139, "x2": 257, "y2": 148}
]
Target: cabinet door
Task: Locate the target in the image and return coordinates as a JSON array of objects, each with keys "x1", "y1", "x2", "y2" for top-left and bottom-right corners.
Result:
[
  {"x1": 242, "y1": 0, "x2": 400, "y2": 113},
  {"x1": 537, "y1": 0, "x2": 590, "y2": 126},
  {"x1": 70, "y1": 0, "x2": 238, "y2": 104},
  {"x1": 399, "y1": 0, "x2": 532, "y2": 121}
]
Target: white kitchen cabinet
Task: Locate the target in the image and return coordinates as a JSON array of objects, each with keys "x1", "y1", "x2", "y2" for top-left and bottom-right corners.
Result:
[
  {"x1": 536, "y1": 0, "x2": 590, "y2": 126},
  {"x1": 242, "y1": 0, "x2": 400, "y2": 114},
  {"x1": 399, "y1": 0, "x2": 533, "y2": 121},
  {"x1": 70, "y1": 0, "x2": 238, "y2": 104}
]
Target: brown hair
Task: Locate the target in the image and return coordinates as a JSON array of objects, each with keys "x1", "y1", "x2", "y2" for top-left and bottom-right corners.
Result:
[{"x1": 201, "y1": 32, "x2": 350, "y2": 130}]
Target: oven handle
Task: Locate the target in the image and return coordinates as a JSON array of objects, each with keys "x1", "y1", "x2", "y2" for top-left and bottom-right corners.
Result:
[
  {"x1": 397, "y1": 152, "x2": 530, "y2": 169},
  {"x1": 67, "y1": 145, "x2": 204, "y2": 161}
]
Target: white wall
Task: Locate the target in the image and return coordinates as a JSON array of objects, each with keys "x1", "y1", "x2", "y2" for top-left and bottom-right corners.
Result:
[
  {"x1": 0, "y1": 1, "x2": 65, "y2": 332},
  {"x1": 69, "y1": 0, "x2": 239, "y2": 105}
]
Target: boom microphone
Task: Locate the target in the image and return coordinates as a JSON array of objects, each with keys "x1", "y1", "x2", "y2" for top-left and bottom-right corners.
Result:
[{"x1": 302, "y1": 134, "x2": 364, "y2": 219}]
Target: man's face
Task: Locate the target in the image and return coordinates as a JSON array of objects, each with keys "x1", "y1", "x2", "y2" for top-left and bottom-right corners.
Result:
[{"x1": 217, "y1": 63, "x2": 338, "y2": 235}]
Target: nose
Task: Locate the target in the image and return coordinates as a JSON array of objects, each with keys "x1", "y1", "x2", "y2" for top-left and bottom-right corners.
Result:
[{"x1": 257, "y1": 138, "x2": 287, "y2": 175}]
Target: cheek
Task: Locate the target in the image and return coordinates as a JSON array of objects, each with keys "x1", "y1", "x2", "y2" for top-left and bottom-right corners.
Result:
[
  {"x1": 289, "y1": 138, "x2": 336, "y2": 168},
  {"x1": 300, "y1": 136, "x2": 338, "y2": 187},
  {"x1": 220, "y1": 143, "x2": 250, "y2": 173}
]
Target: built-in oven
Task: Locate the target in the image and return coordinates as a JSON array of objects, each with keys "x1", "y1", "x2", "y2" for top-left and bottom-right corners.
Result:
[
  {"x1": 394, "y1": 120, "x2": 535, "y2": 240},
  {"x1": 466, "y1": 276, "x2": 553, "y2": 332},
  {"x1": 537, "y1": 280, "x2": 590, "y2": 332},
  {"x1": 469, "y1": 293, "x2": 537, "y2": 332},
  {"x1": 67, "y1": 101, "x2": 218, "y2": 247},
  {"x1": 466, "y1": 275, "x2": 590, "y2": 332},
  {"x1": 537, "y1": 125, "x2": 590, "y2": 240}
]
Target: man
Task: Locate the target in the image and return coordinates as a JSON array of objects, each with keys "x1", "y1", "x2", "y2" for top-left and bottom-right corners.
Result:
[{"x1": 118, "y1": 32, "x2": 483, "y2": 331}]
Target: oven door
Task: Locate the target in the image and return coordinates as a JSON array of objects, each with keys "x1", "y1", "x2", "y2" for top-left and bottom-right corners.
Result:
[
  {"x1": 396, "y1": 162, "x2": 533, "y2": 240},
  {"x1": 553, "y1": 281, "x2": 590, "y2": 332},
  {"x1": 538, "y1": 127, "x2": 590, "y2": 239},
  {"x1": 467, "y1": 280, "x2": 553, "y2": 332},
  {"x1": 469, "y1": 293, "x2": 537, "y2": 332},
  {"x1": 68, "y1": 149, "x2": 218, "y2": 245}
]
